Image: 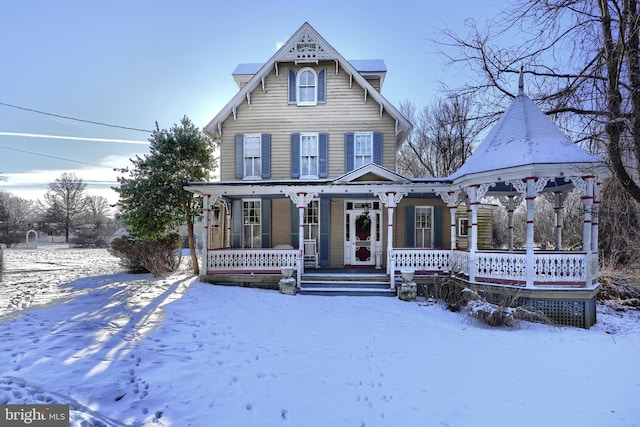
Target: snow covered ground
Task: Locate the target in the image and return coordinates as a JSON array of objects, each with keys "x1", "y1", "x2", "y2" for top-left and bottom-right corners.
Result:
[{"x1": 0, "y1": 244, "x2": 639, "y2": 426}]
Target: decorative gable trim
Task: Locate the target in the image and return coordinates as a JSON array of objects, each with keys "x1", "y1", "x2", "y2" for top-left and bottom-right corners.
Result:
[
  {"x1": 279, "y1": 29, "x2": 332, "y2": 64},
  {"x1": 334, "y1": 163, "x2": 411, "y2": 184},
  {"x1": 204, "y1": 22, "x2": 412, "y2": 147}
]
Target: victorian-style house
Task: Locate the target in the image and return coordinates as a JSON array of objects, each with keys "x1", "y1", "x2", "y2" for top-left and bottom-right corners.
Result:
[{"x1": 185, "y1": 22, "x2": 609, "y2": 327}]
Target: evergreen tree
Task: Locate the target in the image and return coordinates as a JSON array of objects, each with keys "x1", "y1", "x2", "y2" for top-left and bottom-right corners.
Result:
[{"x1": 115, "y1": 116, "x2": 217, "y2": 274}]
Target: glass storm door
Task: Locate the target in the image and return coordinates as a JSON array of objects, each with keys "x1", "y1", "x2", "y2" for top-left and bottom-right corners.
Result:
[{"x1": 344, "y1": 202, "x2": 379, "y2": 266}]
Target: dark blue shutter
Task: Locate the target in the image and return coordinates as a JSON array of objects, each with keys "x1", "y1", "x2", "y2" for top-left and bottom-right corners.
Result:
[
  {"x1": 261, "y1": 134, "x2": 271, "y2": 178},
  {"x1": 345, "y1": 132, "x2": 355, "y2": 172},
  {"x1": 434, "y1": 206, "x2": 443, "y2": 248},
  {"x1": 319, "y1": 196, "x2": 330, "y2": 266},
  {"x1": 373, "y1": 132, "x2": 383, "y2": 166},
  {"x1": 318, "y1": 68, "x2": 326, "y2": 103},
  {"x1": 261, "y1": 198, "x2": 271, "y2": 248},
  {"x1": 405, "y1": 205, "x2": 415, "y2": 248},
  {"x1": 290, "y1": 202, "x2": 299, "y2": 248},
  {"x1": 291, "y1": 133, "x2": 300, "y2": 178},
  {"x1": 319, "y1": 133, "x2": 328, "y2": 178},
  {"x1": 232, "y1": 199, "x2": 242, "y2": 247},
  {"x1": 234, "y1": 134, "x2": 243, "y2": 179},
  {"x1": 288, "y1": 69, "x2": 296, "y2": 104}
]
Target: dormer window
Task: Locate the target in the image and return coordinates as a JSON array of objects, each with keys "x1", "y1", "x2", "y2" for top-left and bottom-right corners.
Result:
[{"x1": 288, "y1": 68, "x2": 326, "y2": 106}]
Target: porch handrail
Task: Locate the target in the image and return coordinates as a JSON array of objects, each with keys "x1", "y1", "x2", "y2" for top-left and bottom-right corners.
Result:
[{"x1": 207, "y1": 248, "x2": 298, "y2": 273}]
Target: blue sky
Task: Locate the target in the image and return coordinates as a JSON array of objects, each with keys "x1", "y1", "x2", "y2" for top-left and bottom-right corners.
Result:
[{"x1": 0, "y1": 0, "x2": 505, "y2": 205}]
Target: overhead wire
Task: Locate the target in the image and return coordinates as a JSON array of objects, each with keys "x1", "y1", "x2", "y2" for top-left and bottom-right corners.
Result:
[
  {"x1": 0, "y1": 101, "x2": 153, "y2": 133},
  {"x1": 0, "y1": 144, "x2": 114, "y2": 169}
]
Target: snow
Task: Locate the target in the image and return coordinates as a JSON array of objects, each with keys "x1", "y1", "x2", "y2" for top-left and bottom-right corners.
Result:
[
  {"x1": 448, "y1": 92, "x2": 606, "y2": 181},
  {"x1": 1, "y1": 245, "x2": 639, "y2": 426}
]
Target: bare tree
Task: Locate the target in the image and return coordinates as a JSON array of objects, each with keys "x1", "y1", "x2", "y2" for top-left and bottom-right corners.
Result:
[
  {"x1": 440, "y1": 0, "x2": 640, "y2": 201},
  {"x1": 0, "y1": 191, "x2": 35, "y2": 246},
  {"x1": 398, "y1": 94, "x2": 486, "y2": 178},
  {"x1": 42, "y1": 173, "x2": 87, "y2": 242},
  {"x1": 83, "y1": 195, "x2": 111, "y2": 229}
]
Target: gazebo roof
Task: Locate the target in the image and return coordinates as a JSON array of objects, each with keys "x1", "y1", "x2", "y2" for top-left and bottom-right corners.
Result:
[{"x1": 449, "y1": 74, "x2": 607, "y2": 186}]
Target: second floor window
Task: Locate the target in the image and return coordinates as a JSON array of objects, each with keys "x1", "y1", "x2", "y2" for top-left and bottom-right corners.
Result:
[
  {"x1": 243, "y1": 134, "x2": 262, "y2": 178},
  {"x1": 301, "y1": 134, "x2": 319, "y2": 178},
  {"x1": 354, "y1": 133, "x2": 373, "y2": 168}
]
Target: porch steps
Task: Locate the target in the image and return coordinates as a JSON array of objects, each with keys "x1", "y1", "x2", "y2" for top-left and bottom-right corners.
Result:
[{"x1": 299, "y1": 273, "x2": 396, "y2": 297}]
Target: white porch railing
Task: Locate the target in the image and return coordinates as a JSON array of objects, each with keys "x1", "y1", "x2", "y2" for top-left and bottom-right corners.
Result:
[
  {"x1": 475, "y1": 251, "x2": 527, "y2": 284},
  {"x1": 393, "y1": 249, "x2": 595, "y2": 287},
  {"x1": 205, "y1": 248, "x2": 596, "y2": 288},
  {"x1": 207, "y1": 249, "x2": 299, "y2": 273},
  {"x1": 392, "y1": 249, "x2": 452, "y2": 273}
]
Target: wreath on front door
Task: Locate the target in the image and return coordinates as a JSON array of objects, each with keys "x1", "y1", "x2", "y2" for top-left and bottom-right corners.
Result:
[{"x1": 355, "y1": 213, "x2": 371, "y2": 233}]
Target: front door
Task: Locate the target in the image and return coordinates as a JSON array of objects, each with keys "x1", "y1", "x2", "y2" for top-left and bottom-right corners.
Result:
[{"x1": 344, "y1": 201, "x2": 380, "y2": 266}]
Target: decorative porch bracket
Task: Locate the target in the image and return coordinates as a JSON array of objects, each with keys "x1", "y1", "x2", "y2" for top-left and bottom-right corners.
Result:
[
  {"x1": 375, "y1": 191, "x2": 406, "y2": 287},
  {"x1": 437, "y1": 190, "x2": 461, "y2": 251},
  {"x1": 462, "y1": 184, "x2": 494, "y2": 282},
  {"x1": 286, "y1": 191, "x2": 318, "y2": 284}
]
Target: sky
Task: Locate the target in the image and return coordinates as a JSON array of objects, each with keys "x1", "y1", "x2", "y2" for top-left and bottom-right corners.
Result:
[{"x1": 0, "y1": 0, "x2": 507, "y2": 206}]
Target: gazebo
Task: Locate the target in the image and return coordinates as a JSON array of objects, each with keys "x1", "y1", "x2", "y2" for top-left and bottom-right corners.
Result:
[{"x1": 431, "y1": 72, "x2": 610, "y2": 327}]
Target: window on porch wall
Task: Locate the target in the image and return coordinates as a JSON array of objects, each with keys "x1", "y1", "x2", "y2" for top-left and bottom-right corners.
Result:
[
  {"x1": 304, "y1": 200, "x2": 319, "y2": 241},
  {"x1": 243, "y1": 200, "x2": 261, "y2": 248},
  {"x1": 415, "y1": 206, "x2": 434, "y2": 248}
]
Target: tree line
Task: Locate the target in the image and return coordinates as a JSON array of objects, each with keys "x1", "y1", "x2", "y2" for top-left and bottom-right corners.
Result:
[{"x1": 0, "y1": 173, "x2": 115, "y2": 247}]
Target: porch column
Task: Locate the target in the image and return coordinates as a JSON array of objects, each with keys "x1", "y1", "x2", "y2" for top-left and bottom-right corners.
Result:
[
  {"x1": 375, "y1": 192, "x2": 406, "y2": 285},
  {"x1": 553, "y1": 191, "x2": 564, "y2": 251},
  {"x1": 507, "y1": 195, "x2": 515, "y2": 251},
  {"x1": 508, "y1": 177, "x2": 548, "y2": 288},
  {"x1": 437, "y1": 190, "x2": 460, "y2": 250},
  {"x1": 579, "y1": 176, "x2": 595, "y2": 252},
  {"x1": 286, "y1": 192, "x2": 318, "y2": 285},
  {"x1": 467, "y1": 186, "x2": 479, "y2": 282},
  {"x1": 202, "y1": 194, "x2": 210, "y2": 275},
  {"x1": 591, "y1": 180, "x2": 601, "y2": 284}
]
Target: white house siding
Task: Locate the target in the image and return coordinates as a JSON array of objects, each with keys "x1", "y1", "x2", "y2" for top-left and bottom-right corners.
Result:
[{"x1": 218, "y1": 60, "x2": 397, "y2": 181}]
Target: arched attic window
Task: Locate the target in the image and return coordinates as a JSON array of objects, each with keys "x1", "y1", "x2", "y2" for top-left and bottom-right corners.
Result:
[{"x1": 288, "y1": 67, "x2": 326, "y2": 106}]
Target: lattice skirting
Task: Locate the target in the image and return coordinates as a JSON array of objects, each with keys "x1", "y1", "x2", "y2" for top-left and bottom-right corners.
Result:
[{"x1": 417, "y1": 278, "x2": 597, "y2": 328}]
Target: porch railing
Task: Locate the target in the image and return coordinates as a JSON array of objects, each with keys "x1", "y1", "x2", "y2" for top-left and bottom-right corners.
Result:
[
  {"x1": 207, "y1": 249, "x2": 299, "y2": 273},
  {"x1": 205, "y1": 248, "x2": 597, "y2": 288},
  {"x1": 394, "y1": 249, "x2": 595, "y2": 287}
]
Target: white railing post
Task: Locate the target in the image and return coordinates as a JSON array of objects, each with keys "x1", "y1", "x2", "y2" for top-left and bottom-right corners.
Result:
[
  {"x1": 375, "y1": 192, "x2": 405, "y2": 276},
  {"x1": 202, "y1": 194, "x2": 210, "y2": 275}
]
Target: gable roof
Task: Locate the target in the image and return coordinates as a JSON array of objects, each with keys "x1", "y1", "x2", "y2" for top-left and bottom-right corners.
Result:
[
  {"x1": 204, "y1": 22, "x2": 411, "y2": 147},
  {"x1": 449, "y1": 74, "x2": 608, "y2": 185},
  {"x1": 334, "y1": 163, "x2": 411, "y2": 184}
]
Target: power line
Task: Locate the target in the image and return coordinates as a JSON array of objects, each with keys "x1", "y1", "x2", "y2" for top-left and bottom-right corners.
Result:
[
  {"x1": 0, "y1": 144, "x2": 114, "y2": 169},
  {"x1": 0, "y1": 101, "x2": 153, "y2": 133},
  {"x1": 0, "y1": 131, "x2": 149, "y2": 145}
]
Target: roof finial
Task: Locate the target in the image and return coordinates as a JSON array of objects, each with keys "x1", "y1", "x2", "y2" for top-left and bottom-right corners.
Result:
[{"x1": 518, "y1": 65, "x2": 525, "y2": 95}]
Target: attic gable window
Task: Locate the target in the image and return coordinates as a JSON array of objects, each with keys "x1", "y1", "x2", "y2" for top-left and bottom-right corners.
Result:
[
  {"x1": 288, "y1": 68, "x2": 326, "y2": 105},
  {"x1": 298, "y1": 68, "x2": 317, "y2": 105}
]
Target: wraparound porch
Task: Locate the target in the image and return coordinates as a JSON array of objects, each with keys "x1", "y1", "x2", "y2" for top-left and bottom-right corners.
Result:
[{"x1": 203, "y1": 247, "x2": 599, "y2": 289}]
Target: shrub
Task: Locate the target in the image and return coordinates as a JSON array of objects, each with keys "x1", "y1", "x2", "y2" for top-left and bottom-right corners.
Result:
[{"x1": 109, "y1": 233, "x2": 182, "y2": 277}]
